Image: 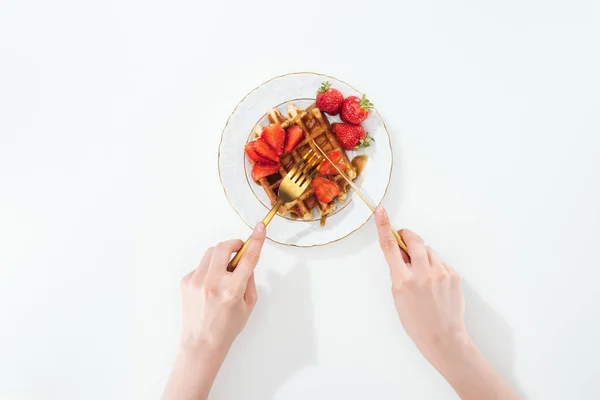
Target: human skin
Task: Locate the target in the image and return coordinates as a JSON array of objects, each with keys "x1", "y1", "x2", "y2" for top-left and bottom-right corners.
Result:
[
  {"x1": 374, "y1": 206, "x2": 519, "y2": 400},
  {"x1": 162, "y1": 223, "x2": 266, "y2": 400},
  {"x1": 164, "y1": 209, "x2": 519, "y2": 400}
]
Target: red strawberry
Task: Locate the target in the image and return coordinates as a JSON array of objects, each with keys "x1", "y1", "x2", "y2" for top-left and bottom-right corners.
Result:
[
  {"x1": 316, "y1": 81, "x2": 344, "y2": 115},
  {"x1": 254, "y1": 137, "x2": 280, "y2": 163},
  {"x1": 319, "y1": 151, "x2": 347, "y2": 175},
  {"x1": 332, "y1": 123, "x2": 374, "y2": 150},
  {"x1": 252, "y1": 163, "x2": 280, "y2": 181},
  {"x1": 245, "y1": 142, "x2": 276, "y2": 165},
  {"x1": 340, "y1": 94, "x2": 373, "y2": 124},
  {"x1": 312, "y1": 176, "x2": 340, "y2": 203},
  {"x1": 261, "y1": 124, "x2": 285, "y2": 155},
  {"x1": 284, "y1": 125, "x2": 305, "y2": 154}
]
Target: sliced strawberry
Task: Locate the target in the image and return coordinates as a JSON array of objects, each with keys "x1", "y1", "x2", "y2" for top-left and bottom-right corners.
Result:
[
  {"x1": 319, "y1": 151, "x2": 347, "y2": 175},
  {"x1": 245, "y1": 142, "x2": 276, "y2": 165},
  {"x1": 261, "y1": 124, "x2": 285, "y2": 155},
  {"x1": 284, "y1": 125, "x2": 305, "y2": 154},
  {"x1": 254, "y1": 137, "x2": 279, "y2": 163},
  {"x1": 252, "y1": 163, "x2": 280, "y2": 181},
  {"x1": 312, "y1": 176, "x2": 340, "y2": 203}
]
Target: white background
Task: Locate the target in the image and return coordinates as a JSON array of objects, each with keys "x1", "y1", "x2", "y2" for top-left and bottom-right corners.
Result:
[{"x1": 1, "y1": 0, "x2": 599, "y2": 399}]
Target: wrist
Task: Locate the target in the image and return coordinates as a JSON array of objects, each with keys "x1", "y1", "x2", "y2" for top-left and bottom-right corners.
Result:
[
  {"x1": 427, "y1": 330, "x2": 487, "y2": 383},
  {"x1": 425, "y1": 331, "x2": 518, "y2": 399},
  {"x1": 178, "y1": 334, "x2": 231, "y2": 364},
  {"x1": 181, "y1": 326, "x2": 237, "y2": 355},
  {"x1": 164, "y1": 337, "x2": 229, "y2": 400},
  {"x1": 423, "y1": 328, "x2": 474, "y2": 370}
]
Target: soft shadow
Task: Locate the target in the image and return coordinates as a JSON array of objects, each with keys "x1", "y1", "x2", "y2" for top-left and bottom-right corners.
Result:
[
  {"x1": 462, "y1": 282, "x2": 526, "y2": 398},
  {"x1": 210, "y1": 264, "x2": 316, "y2": 400}
]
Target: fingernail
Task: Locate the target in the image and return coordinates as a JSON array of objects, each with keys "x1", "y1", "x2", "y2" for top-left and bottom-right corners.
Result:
[
  {"x1": 376, "y1": 206, "x2": 385, "y2": 216},
  {"x1": 255, "y1": 222, "x2": 265, "y2": 233}
]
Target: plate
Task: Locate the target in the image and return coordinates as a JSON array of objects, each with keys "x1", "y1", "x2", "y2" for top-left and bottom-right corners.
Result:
[{"x1": 218, "y1": 72, "x2": 393, "y2": 247}]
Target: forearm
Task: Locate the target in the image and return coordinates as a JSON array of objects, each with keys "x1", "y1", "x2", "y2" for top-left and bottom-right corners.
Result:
[
  {"x1": 162, "y1": 341, "x2": 228, "y2": 400},
  {"x1": 429, "y1": 334, "x2": 518, "y2": 400}
]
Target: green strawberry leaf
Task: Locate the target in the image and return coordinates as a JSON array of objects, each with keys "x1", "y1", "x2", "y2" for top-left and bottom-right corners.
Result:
[
  {"x1": 354, "y1": 136, "x2": 374, "y2": 150},
  {"x1": 318, "y1": 81, "x2": 331, "y2": 93}
]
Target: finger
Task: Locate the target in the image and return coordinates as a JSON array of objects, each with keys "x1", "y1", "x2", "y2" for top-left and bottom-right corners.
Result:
[
  {"x1": 190, "y1": 247, "x2": 215, "y2": 286},
  {"x1": 444, "y1": 262, "x2": 459, "y2": 278},
  {"x1": 180, "y1": 269, "x2": 195, "y2": 287},
  {"x1": 244, "y1": 273, "x2": 258, "y2": 310},
  {"x1": 234, "y1": 223, "x2": 266, "y2": 284},
  {"x1": 427, "y1": 246, "x2": 447, "y2": 277},
  {"x1": 208, "y1": 239, "x2": 244, "y2": 277},
  {"x1": 400, "y1": 245, "x2": 411, "y2": 265},
  {"x1": 374, "y1": 207, "x2": 409, "y2": 280},
  {"x1": 400, "y1": 229, "x2": 430, "y2": 275}
]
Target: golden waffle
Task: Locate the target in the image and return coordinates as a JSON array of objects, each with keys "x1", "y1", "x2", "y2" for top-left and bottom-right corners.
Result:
[{"x1": 253, "y1": 104, "x2": 357, "y2": 221}]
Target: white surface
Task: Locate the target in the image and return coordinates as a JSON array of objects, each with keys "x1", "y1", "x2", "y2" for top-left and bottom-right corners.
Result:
[
  {"x1": 1, "y1": 0, "x2": 599, "y2": 399},
  {"x1": 219, "y1": 72, "x2": 393, "y2": 246}
]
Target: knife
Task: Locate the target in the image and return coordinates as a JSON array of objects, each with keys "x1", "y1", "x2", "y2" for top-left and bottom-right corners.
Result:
[{"x1": 310, "y1": 140, "x2": 409, "y2": 252}]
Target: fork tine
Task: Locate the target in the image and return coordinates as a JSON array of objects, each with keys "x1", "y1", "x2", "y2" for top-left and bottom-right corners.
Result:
[
  {"x1": 298, "y1": 155, "x2": 322, "y2": 187},
  {"x1": 293, "y1": 152, "x2": 317, "y2": 182},
  {"x1": 301, "y1": 148, "x2": 314, "y2": 162},
  {"x1": 304, "y1": 163, "x2": 321, "y2": 186},
  {"x1": 288, "y1": 157, "x2": 305, "y2": 178},
  {"x1": 289, "y1": 149, "x2": 314, "y2": 180}
]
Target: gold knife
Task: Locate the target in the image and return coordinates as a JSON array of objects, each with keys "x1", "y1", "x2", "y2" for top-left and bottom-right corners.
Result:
[{"x1": 310, "y1": 140, "x2": 408, "y2": 252}]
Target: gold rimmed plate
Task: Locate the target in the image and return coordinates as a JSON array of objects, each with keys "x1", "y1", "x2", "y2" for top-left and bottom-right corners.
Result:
[{"x1": 218, "y1": 72, "x2": 393, "y2": 247}]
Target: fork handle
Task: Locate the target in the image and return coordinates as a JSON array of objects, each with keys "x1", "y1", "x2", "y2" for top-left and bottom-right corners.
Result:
[{"x1": 228, "y1": 199, "x2": 284, "y2": 271}]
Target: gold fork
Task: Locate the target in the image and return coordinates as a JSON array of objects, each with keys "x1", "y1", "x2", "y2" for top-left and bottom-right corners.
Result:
[{"x1": 228, "y1": 148, "x2": 323, "y2": 271}]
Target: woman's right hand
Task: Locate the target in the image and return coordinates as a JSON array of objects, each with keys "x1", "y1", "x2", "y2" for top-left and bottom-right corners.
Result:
[
  {"x1": 374, "y1": 206, "x2": 518, "y2": 399},
  {"x1": 374, "y1": 207, "x2": 468, "y2": 364}
]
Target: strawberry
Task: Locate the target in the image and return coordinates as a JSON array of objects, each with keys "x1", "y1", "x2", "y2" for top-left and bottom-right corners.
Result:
[
  {"x1": 319, "y1": 151, "x2": 347, "y2": 175},
  {"x1": 316, "y1": 81, "x2": 344, "y2": 115},
  {"x1": 312, "y1": 176, "x2": 340, "y2": 203},
  {"x1": 332, "y1": 123, "x2": 374, "y2": 150},
  {"x1": 254, "y1": 137, "x2": 280, "y2": 163},
  {"x1": 340, "y1": 94, "x2": 373, "y2": 124},
  {"x1": 252, "y1": 163, "x2": 280, "y2": 181},
  {"x1": 245, "y1": 142, "x2": 276, "y2": 165},
  {"x1": 284, "y1": 125, "x2": 305, "y2": 154},
  {"x1": 261, "y1": 124, "x2": 285, "y2": 155}
]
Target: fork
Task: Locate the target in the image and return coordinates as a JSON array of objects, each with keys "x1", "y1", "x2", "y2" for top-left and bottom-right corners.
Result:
[{"x1": 228, "y1": 148, "x2": 322, "y2": 271}]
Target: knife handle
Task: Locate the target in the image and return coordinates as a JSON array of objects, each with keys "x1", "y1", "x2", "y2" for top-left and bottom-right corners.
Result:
[{"x1": 391, "y1": 227, "x2": 409, "y2": 252}]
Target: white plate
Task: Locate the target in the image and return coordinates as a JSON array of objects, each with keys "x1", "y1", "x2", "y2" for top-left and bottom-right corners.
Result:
[{"x1": 218, "y1": 72, "x2": 393, "y2": 247}]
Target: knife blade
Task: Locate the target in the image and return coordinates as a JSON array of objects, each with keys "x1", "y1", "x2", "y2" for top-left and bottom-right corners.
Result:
[{"x1": 310, "y1": 140, "x2": 408, "y2": 252}]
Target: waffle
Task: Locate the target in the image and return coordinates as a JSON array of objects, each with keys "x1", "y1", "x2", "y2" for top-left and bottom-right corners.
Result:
[{"x1": 253, "y1": 104, "x2": 357, "y2": 221}]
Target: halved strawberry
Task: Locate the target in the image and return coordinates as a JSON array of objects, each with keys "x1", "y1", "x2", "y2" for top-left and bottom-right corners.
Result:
[
  {"x1": 245, "y1": 142, "x2": 276, "y2": 165},
  {"x1": 284, "y1": 125, "x2": 305, "y2": 154},
  {"x1": 254, "y1": 137, "x2": 279, "y2": 163},
  {"x1": 319, "y1": 151, "x2": 347, "y2": 175},
  {"x1": 252, "y1": 163, "x2": 280, "y2": 181},
  {"x1": 312, "y1": 176, "x2": 340, "y2": 203},
  {"x1": 261, "y1": 124, "x2": 285, "y2": 156},
  {"x1": 340, "y1": 95, "x2": 373, "y2": 124}
]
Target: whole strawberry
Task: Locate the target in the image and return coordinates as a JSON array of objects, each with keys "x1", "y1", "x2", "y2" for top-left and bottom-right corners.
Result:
[
  {"x1": 340, "y1": 94, "x2": 373, "y2": 124},
  {"x1": 332, "y1": 123, "x2": 374, "y2": 150},
  {"x1": 316, "y1": 81, "x2": 344, "y2": 115}
]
